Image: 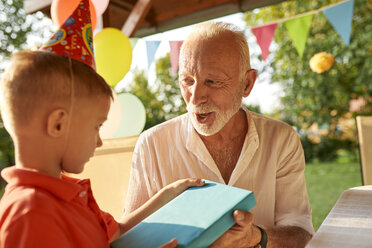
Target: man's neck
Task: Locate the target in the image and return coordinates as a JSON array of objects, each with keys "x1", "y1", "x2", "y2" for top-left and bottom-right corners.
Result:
[{"x1": 198, "y1": 108, "x2": 248, "y2": 184}]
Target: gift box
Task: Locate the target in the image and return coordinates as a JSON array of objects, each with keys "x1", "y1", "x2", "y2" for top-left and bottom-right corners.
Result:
[{"x1": 111, "y1": 180, "x2": 256, "y2": 248}]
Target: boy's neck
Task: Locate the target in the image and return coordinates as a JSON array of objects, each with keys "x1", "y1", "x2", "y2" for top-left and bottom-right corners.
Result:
[{"x1": 14, "y1": 136, "x2": 63, "y2": 178}]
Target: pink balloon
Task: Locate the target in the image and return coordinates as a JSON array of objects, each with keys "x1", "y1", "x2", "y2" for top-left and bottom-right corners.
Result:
[{"x1": 91, "y1": 0, "x2": 109, "y2": 16}]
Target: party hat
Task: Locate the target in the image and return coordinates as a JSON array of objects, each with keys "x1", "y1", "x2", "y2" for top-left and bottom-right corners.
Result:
[{"x1": 41, "y1": 0, "x2": 95, "y2": 70}]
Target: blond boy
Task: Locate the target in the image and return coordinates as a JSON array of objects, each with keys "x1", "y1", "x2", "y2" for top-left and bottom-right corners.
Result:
[{"x1": 0, "y1": 50, "x2": 204, "y2": 248}]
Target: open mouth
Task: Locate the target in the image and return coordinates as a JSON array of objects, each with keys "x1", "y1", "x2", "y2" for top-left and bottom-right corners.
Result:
[{"x1": 195, "y1": 112, "x2": 213, "y2": 123}]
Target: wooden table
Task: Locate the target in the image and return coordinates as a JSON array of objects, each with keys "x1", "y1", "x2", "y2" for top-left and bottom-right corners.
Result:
[{"x1": 306, "y1": 185, "x2": 372, "y2": 248}]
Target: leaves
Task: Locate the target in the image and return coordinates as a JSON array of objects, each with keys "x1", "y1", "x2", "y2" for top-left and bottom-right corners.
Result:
[{"x1": 245, "y1": 0, "x2": 372, "y2": 132}]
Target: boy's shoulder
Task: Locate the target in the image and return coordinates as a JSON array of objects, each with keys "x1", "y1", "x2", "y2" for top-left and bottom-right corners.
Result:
[
  {"x1": 0, "y1": 184, "x2": 59, "y2": 219},
  {"x1": 0, "y1": 167, "x2": 73, "y2": 221}
]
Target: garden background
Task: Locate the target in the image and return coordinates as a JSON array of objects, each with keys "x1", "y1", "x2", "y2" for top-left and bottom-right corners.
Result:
[{"x1": 1, "y1": 0, "x2": 371, "y2": 230}]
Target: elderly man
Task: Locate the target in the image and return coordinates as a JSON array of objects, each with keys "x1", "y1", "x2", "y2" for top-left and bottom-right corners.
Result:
[{"x1": 124, "y1": 21, "x2": 314, "y2": 247}]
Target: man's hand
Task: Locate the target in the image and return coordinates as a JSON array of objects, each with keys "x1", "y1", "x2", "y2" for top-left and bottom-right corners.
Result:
[
  {"x1": 210, "y1": 210, "x2": 261, "y2": 248},
  {"x1": 158, "y1": 238, "x2": 177, "y2": 248}
]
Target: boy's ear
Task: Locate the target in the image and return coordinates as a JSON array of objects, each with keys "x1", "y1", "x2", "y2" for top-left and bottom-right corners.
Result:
[
  {"x1": 47, "y1": 109, "x2": 69, "y2": 138},
  {"x1": 242, "y1": 69, "x2": 257, "y2": 97}
]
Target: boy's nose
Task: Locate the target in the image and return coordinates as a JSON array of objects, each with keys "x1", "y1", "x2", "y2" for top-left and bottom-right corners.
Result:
[{"x1": 97, "y1": 135, "x2": 103, "y2": 148}]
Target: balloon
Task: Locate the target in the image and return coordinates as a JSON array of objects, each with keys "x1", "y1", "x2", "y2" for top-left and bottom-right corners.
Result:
[
  {"x1": 100, "y1": 91, "x2": 122, "y2": 139},
  {"x1": 92, "y1": 0, "x2": 109, "y2": 16},
  {"x1": 94, "y1": 28, "x2": 133, "y2": 87},
  {"x1": 51, "y1": 0, "x2": 97, "y2": 30},
  {"x1": 113, "y1": 93, "x2": 146, "y2": 138}
]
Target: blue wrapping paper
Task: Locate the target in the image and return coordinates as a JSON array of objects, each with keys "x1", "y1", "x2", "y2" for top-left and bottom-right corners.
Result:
[{"x1": 111, "y1": 180, "x2": 256, "y2": 248}]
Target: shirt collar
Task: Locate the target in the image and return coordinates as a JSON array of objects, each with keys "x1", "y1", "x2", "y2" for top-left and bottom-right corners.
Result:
[
  {"x1": 184, "y1": 106, "x2": 260, "y2": 184},
  {"x1": 1, "y1": 166, "x2": 90, "y2": 202}
]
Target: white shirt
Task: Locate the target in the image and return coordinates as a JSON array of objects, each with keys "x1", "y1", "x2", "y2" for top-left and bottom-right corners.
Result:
[{"x1": 124, "y1": 108, "x2": 314, "y2": 235}]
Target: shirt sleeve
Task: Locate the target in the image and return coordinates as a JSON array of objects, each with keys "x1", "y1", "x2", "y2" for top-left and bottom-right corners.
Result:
[
  {"x1": 275, "y1": 129, "x2": 315, "y2": 235},
  {"x1": 99, "y1": 210, "x2": 119, "y2": 240},
  {"x1": 123, "y1": 134, "x2": 155, "y2": 214},
  {"x1": 1, "y1": 211, "x2": 72, "y2": 248}
]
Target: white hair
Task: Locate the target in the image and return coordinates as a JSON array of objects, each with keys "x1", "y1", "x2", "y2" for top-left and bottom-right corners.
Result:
[{"x1": 181, "y1": 21, "x2": 251, "y2": 79}]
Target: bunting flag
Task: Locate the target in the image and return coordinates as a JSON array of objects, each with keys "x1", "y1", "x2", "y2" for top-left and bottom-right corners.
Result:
[
  {"x1": 169, "y1": 41, "x2": 183, "y2": 75},
  {"x1": 136, "y1": 1, "x2": 354, "y2": 68},
  {"x1": 146, "y1": 40, "x2": 161, "y2": 69},
  {"x1": 284, "y1": 14, "x2": 313, "y2": 57},
  {"x1": 322, "y1": 0, "x2": 354, "y2": 45},
  {"x1": 129, "y1": 38, "x2": 139, "y2": 50},
  {"x1": 251, "y1": 23, "x2": 277, "y2": 61}
]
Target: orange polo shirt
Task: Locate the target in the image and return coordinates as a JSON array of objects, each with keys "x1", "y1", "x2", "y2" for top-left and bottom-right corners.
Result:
[{"x1": 0, "y1": 166, "x2": 119, "y2": 248}]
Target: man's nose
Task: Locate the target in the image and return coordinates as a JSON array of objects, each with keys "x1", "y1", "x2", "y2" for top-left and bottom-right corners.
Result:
[{"x1": 190, "y1": 81, "x2": 208, "y2": 106}]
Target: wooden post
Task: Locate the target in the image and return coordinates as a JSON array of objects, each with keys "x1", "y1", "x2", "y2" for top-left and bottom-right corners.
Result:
[{"x1": 121, "y1": 0, "x2": 153, "y2": 37}]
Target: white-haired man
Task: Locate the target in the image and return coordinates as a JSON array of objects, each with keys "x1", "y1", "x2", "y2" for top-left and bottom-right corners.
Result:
[{"x1": 124, "y1": 22, "x2": 314, "y2": 247}]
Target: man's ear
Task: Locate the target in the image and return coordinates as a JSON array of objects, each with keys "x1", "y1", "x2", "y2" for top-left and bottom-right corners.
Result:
[
  {"x1": 47, "y1": 109, "x2": 69, "y2": 138},
  {"x1": 242, "y1": 69, "x2": 257, "y2": 97}
]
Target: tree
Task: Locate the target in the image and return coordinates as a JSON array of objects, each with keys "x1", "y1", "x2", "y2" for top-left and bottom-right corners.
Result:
[{"x1": 244, "y1": 0, "x2": 371, "y2": 161}]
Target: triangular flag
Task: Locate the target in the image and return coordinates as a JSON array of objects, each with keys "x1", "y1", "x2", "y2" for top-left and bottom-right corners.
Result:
[
  {"x1": 129, "y1": 38, "x2": 139, "y2": 50},
  {"x1": 169, "y1": 41, "x2": 183, "y2": 75},
  {"x1": 146, "y1": 41, "x2": 161, "y2": 69},
  {"x1": 284, "y1": 14, "x2": 313, "y2": 57},
  {"x1": 251, "y1": 23, "x2": 277, "y2": 61},
  {"x1": 323, "y1": 0, "x2": 354, "y2": 45}
]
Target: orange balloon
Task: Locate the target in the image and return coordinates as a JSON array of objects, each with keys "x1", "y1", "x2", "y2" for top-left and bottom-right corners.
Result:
[{"x1": 51, "y1": 0, "x2": 97, "y2": 30}]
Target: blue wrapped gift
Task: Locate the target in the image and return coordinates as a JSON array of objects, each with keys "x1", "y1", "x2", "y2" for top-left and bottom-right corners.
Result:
[{"x1": 111, "y1": 180, "x2": 256, "y2": 248}]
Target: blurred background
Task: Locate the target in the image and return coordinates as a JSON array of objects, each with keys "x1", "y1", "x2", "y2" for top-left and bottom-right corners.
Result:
[{"x1": 1, "y1": 0, "x2": 371, "y2": 230}]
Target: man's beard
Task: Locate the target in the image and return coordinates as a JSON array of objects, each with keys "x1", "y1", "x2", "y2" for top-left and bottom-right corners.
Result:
[{"x1": 187, "y1": 86, "x2": 243, "y2": 136}]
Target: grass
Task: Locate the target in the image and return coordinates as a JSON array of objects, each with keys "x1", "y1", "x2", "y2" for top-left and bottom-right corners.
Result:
[
  {"x1": 0, "y1": 161, "x2": 362, "y2": 231},
  {"x1": 305, "y1": 161, "x2": 362, "y2": 231}
]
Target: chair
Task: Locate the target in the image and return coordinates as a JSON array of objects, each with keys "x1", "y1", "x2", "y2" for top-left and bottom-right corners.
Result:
[
  {"x1": 68, "y1": 135, "x2": 139, "y2": 221},
  {"x1": 356, "y1": 116, "x2": 372, "y2": 185}
]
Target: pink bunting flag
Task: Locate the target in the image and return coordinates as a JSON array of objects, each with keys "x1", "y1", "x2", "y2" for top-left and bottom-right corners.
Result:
[
  {"x1": 251, "y1": 23, "x2": 277, "y2": 61},
  {"x1": 169, "y1": 41, "x2": 183, "y2": 75}
]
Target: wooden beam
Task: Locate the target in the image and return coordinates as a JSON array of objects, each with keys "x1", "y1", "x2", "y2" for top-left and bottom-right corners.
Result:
[{"x1": 121, "y1": 0, "x2": 153, "y2": 37}]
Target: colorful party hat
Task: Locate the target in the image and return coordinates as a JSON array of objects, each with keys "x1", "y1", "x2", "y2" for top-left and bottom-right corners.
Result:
[{"x1": 41, "y1": 0, "x2": 95, "y2": 70}]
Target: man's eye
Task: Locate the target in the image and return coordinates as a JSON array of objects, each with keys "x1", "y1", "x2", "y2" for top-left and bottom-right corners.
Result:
[
  {"x1": 206, "y1": 79, "x2": 222, "y2": 85},
  {"x1": 181, "y1": 78, "x2": 194, "y2": 85}
]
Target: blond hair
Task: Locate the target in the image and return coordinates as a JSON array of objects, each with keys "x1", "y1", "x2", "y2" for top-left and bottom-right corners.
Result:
[
  {"x1": 0, "y1": 50, "x2": 113, "y2": 126},
  {"x1": 181, "y1": 21, "x2": 251, "y2": 78}
]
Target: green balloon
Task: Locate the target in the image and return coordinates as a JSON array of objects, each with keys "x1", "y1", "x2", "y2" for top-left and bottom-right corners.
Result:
[{"x1": 113, "y1": 93, "x2": 146, "y2": 138}]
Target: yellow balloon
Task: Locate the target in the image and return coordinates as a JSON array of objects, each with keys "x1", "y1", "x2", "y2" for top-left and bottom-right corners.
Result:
[{"x1": 94, "y1": 28, "x2": 132, "y2": 87}]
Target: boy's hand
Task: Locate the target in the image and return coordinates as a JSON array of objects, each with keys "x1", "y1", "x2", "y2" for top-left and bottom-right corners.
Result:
[
  {"x1": 159, "y1": 178, "x2": 205, "y2": 205},
  {"x1": 116, "y1": 178, "x2": 205, "y2": 237},
  {"x1": 158, "y1": 238, "x2": 177, "y2": 248}
]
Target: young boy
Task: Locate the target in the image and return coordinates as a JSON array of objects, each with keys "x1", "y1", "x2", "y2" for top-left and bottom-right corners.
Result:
[{"x1": 0, "y1": 50, "x2": 204, "y2": 248}]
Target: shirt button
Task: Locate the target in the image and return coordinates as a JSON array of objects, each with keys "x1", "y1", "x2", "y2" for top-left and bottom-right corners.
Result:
[{"x1": 79, "y1": 191, "x2": 87, "y2": 197}]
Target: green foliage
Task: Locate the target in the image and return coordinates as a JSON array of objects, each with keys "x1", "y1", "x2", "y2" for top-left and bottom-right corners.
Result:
[
  {"x1": 305, "y1": 162, "x2": 362, "y2": 230},
  {"x1": 300, "y1": 134, "x2": 356, "y2": 162},
  {"x1": 245, "y1": 0, "x2": 372, "y2": 131},
  {"x1": 0, "y1": 0, "x2": 31, "y2": 62}
]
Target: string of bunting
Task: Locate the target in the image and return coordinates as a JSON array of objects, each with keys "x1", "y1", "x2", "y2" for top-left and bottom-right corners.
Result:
[{"x1": 130, "y1": 0, "x2": 355, "y2": 73}]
